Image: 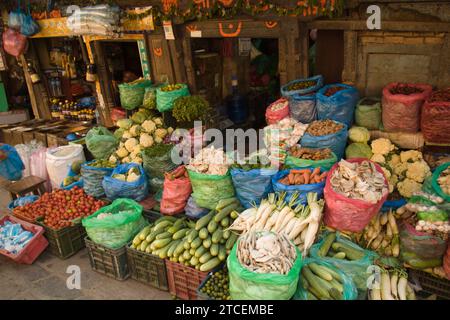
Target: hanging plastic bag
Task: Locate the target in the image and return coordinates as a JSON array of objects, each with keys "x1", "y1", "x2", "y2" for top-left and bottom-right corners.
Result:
[
  {"x1": 230, "y1": 168, "x2": 276, "y2": 209},
  {"x1": 272, "y1": 168, "x2": 326, "y2": 205},
  {"x1": 29, "y1": 147, "x2": 50, "y2": 191},
  {"x1": 8, "y1": 3, "x2": 26, "y2": 30},
  {"x1": 103, "y1": 163, "x2": 149, "y2": 202},
  {"x1": 323, "y1": 159, "x2": 389, "y2": 233},
  {"x1": 421, "y1": 88, "x2": 450, "y2": 144},
  {"x1": 142, "y1": 144, "x2": 177, "y2": 179},
  {"x1": 382, "y1": 83, "x2": 432, "y2": 133},
  {"x1": 81, "y1": 160, "x2": 116, "y2": 198},
  {"x1": 188, "y1": 169, "x2": 235, "y2": 210},
  {"x1": 281, "y1": 75, "x2": 323, "y2": 97},
  {"x1": 85, "y1": 126, "x2": 118, "y2": 160},
  {"x1": 285, "y1": 149, "x2": 337, "y2": 171},
  {"x1": 288, "y1": 93, "x2": 317, "y2": 124},
  {"x1": 20, "y1": 4, "x2": 40, "y2": 37},
  {"x1": 399, "y1": 222, "x2": 447, "y2": 269},
  {"x1": 227, "y1": 237, "x2": 303, "y2": 300},
  {"x1": 431, "y1": 162, "x2": 450, "y2": 202},
  {"x1": 2, "y1": 28, "x2": 27, "y2": 57},
  {"x1": 0, "y1": 144, "x2": 24, "y2": 181},
  {"x1": 355, "y1": 97, "x2": 382, "y2": 130},
  {"x1": 160, "y1": 166, "x2": 192, "y2": 215},
  {"x1": 14, "y1": 141, "x2": 45, "y2": 177},
  {"x1": 82, "y1": 198, "x2": 147, "y2": 249},
  {"x1": 45, "y1": 144, "x2": 85, "y2": 189},
  {"x1": 293, "y1": 258, "x2": 358, "y2": 300},
  {"x1": 118, "y1": 79, "x2": 152, "y2": 110},
  {"x1": 316, "y1": 83, "x2": 359, "y2": 128},
  {"x1": 309, "y1": 232, "x2": 378, "y2": 298},
  {"x1": 184, "y1": 196, "x2": 209, "y2": 219},
  {"x1": 300, "y1": 121, "x2": 348, "y2": 160},
  {"x1": 156, "y1": 84, "x2": 190, "y2": 112},
  {"x1": 265, "y1": 98, "x2": 289, "y2": 125}
]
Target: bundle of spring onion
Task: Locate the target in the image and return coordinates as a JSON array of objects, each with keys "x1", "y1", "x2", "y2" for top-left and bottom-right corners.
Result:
[
  {"x1": 368, "y1": 268, "x2": 416, "y2": 300},
  {"x1": 228, "y1": 192, "x2": 324, "y2": 255}
]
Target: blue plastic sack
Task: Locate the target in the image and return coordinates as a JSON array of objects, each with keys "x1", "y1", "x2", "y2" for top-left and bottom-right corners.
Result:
[
  {"x1": 20, "y1": 13, "x2": 40, "y2": 36},
  {"x1": 7, "y1": 195, "x2": 39, "y2": 210},
  {"x1": 184, "y1": 196, "x2": 210, "y2": 219},
  {"x1": 61, "y1": 167, "x2": 84, "y2": 191},
  {"x1": 281, "y1": 75, "x2": 323, "y2": 97},
  {"x1": 381, "y1": 198, "x2": 407, "y2": 212},
  {"x1": 8, "y1": 8, "x2": 25, "y2": 30},
  {"x1": 289, "y1": 93, "x2": 317, "y2": 124},
  {"x1": 81, "y1": 160, "x2": 116, "y2": 198},
  {"x1": 103, "y1": 163, "x2": 149, "y2": 202},
  {"x1": 271, "y1": 168, "x2": 326, "y2": 205},
  {"x1": 316, "y1": 84, "x2": 359, "y2": 127},
  {"x1": 300, "y1": 121, "x2": 348, "y2": 160},
  {"x1": 231, "y1": 168, "x2": 276, "y2": 209},
  {"x1": 0, "y1": 144, "x2": 24, "y2": 181}
]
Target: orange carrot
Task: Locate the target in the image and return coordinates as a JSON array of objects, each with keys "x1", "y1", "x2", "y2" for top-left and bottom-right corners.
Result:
[
  {"x1": 318, "y1": 171, "x2": 328, "y2": 180},
  {"x1": 314, "y1": 175, "x2": 322, "y2": 183},
  {"x1": 290, "y1": 169, "x2": 310, "y2": 175},
  {"x1": 288, "y1": 173, "x2": 295, "y2": 185},
  {"x1": 302, "y1": 170, "x2": 310, "y2": 184}
]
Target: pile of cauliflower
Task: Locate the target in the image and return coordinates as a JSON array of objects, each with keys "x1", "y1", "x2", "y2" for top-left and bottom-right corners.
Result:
[
  {"x1": 187, "y1": 146, "x2": 230, "y2": 175},
  {"x1": 370, "y1": 138, "x2": 431, "y2": 198},
  {"x1": 110, "y1": 116, "x2": 174, "y2": 165}
]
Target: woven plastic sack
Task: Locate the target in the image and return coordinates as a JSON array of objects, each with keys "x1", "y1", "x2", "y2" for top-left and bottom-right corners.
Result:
[
  {"x1": 8, "y1": 195, "x2": 39, "y2": 210},
  {"x1": 82, "y1": 198, "x2": 147, "y2": 249},
  {"x1": 46, "y1": 144, "x2": 85, "y2": 189},
  {"x1": 272, "y1": 168, "x2": 326, "y2": 205},
  {"x1": 399, "y1": 222, "x2": 447, "y2": 269},
  {"x1": 293, "y1": 258, "x2": 358, "y2": 300},
  {"x1": 355, "y1": 97, "x2": 381, "y2": 130},
  {"x1": 81, "y1": 160, "x2": 115, "y2": 198},
  {"x1": 285, "y1": 150, "x2": 337, "y2": 171},
  {"x1": 227, "y1": 234, "x2": 303, "y2": 300},
  {"x1": 421, "y1": 88, "x2": 450, "y2": 144},
  {"x1": 184, "y1": 196, "x2": 209, "y2": 219},
  {"x1": 230, "y1": 168, "x2": 276, "y2": 209},
  {"x1": 300, "y1": 121, "x2": 348, "y2": 160},
  {"x1": 310, "y1": 232, "x2": 378, "y2": 297},
  {"x1": 160, "y1": 167, "x2": 192, "y2": 215},
  {"x1": 142, "y1": 145, "x2": 177, "y2": 179},
  {"x1": 103, "y1": 163, "x2": 148, "y2": 202},
  {"x1": 323, "y1": 159, "x2": 389, "y2": 233},
  {"x1": 0, "y1": 144, "x2": 24, "y2": 181},
  {"x1": 85, "y1": 126, "x2": 118, "y2": 160},
  {"x1": 368, "y1": 130, "x2": 424, "y2": 150},
  {"x1": 281, "y1": 75, "x2": 323, "y2": 97},
  {"x1": 118, "y1": 80, "x2": 152, "y2": 110},
  {"x1": 156, "y1": 84, "x2": 190, "y2": 112},
  {"x1": 188, "y1": 169, "x2": 235, "y2": 210},
  {"x1": 289, "y1": 93, "x2": 317, "y2": 124},
  {"x1": 382, "y1": 83, "x2": 432, "y2": 133},
  {"x1": 431, "y1": 162, "x2": 450, "y2": 202},
  {"x1": 316, "y1": 84, "x2": 359, "y2": 128},
  {"x1": 265, "y1": 98, "x2": 289, "y2": 125},
  {"x1": 60, "y1": 167, "x2": 83, "y2": 190},
  {"x1": 2, "y1": 28, "x2": 27, "y2": 57},
  {"x1": 29, "y1": 147, "x2": 50, "y2": 192}
]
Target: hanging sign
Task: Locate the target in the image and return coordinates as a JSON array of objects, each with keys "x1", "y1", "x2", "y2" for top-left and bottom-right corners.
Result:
[
  {"x1": 239, "y1": 38, "x2": 251, "y2": 56},
  {"x1": 163, "y1": 20, "x2": 175, "y2": 40}
]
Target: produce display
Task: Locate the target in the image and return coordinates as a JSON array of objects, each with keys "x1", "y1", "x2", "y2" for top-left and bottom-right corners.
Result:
[
  {"x1": 229, "y1": 192, "x2": 324, "y2": 254},
  {"x1": 288, "y1": 146, "x2": 333, "y2": 161},
  {"x1": 160, "y1": 84, "x2": 183, "y2": 92},
  {"x1": 278, "y1": 168, "x2": 327, "y2": 185},
  {"x1": 199, "y1": 268, "x2": 231, "y2": 300},
  {"x1": 329, "y1": 159, "x2": 388, "y2": 203},
  {"x1": 438, "y1": 167, "x2": 450, "y2": 195},
  {"x1": 172, "y1": 95, "x2": 210, "y2": 123},
  {"x1": 323, "y1": 86, "x2": 346, "y2": 97},
  {"x1": 306, "y1": 119, "x2": 344, "y2": 136},
  {"x1": 368, "y1": 269, "x2": 416, "y2": 300},
  {"x1": 285, "y1": 80, "x2": 317, "y2": 92},
  {"x1": 236, "y1": 231, "x2": 297, "y2": 275},
  {"x1": 0, "y1": 221, "x2": 34, "y2": 254},
  {"x1": 187, "y1": 146, "x2": 229, "y2": 175},
  {"x1": 389, "y1": 83, "x2": 424, "y2": 95}
]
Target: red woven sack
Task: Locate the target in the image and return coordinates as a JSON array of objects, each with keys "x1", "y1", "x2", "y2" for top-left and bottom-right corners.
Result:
[
  {"x1": 421, "y1": 88, "x2": 450, "y2": 144},
  {"x1": 444, "y1": 245, "x2": 450, "y2": 280},
  {"x1": 323, "y1": 158, "x2": 389, "y2": 233},
  {"x1": 2, "y1": 28, "x2": 28, "y2": 57},
  {"x1": 160, "y1": 166, "x2": 192, "y2": 215},
  {"x1": 382, "y1": 83, "x2": 432, "y2": 133},
  {"x1": 265, "y1": 98, "x2": 289, "y2": 125}
]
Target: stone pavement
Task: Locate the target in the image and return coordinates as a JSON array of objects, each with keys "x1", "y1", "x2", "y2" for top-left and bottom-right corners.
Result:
[{"x1": 0, "y1": 248, "x2": 172, "y2": 300}]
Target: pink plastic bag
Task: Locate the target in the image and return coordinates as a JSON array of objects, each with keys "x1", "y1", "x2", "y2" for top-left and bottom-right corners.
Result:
[
  {"x1": 265, "y1": 98, "x2": 289, "y2": 125},
  {"x1": 382, "y1": 83, "x2": 432, "y2": 133},
  {"x1": 2, "y1": 28, "x2": 28, "y2": 57},
  {"x1": 160, "y1": 166, "x2": 192, "y2": 215},
  {"x1": 30, "y1": 148, "x2": 51, "y2": 192},
  {"x1": 323, "y1": 158, "x2": 388, "y2": 233}
]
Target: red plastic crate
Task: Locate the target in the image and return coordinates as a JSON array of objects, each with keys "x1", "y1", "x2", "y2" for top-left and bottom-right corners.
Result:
[
  {"x1": 0, "y1": 215, "x2": 48, "y2": 264},
  {"x1": 166, "y1": 260, "x2": 209, "y2": 300}
]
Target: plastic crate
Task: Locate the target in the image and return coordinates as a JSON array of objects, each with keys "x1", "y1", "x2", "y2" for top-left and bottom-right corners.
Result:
[
  {"x1": 0, "y1": 216, "x2": 48, "y2": 264},
  {"x1": 37, "y1": 219, "x2": 87, "y2": 259},
  {"x1": 126, "y1": 245, "x2": 168, "y2": 291},
  {"x1": 166, "y1": 260, "x2": 209, "y2": 300},
  {"x1": 85, "y1": 237, "x2": 129, "y2": 281},
  {"x1": 409, "y1": 269, "x2": 450, "y2": 300}
]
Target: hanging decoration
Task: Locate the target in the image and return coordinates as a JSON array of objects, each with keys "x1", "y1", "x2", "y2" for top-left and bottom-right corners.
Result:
[
  {"x1": 153, "y1": 47, "x2": 163, "y2": 57},
  {"x1": 218, "y1": 22, "x2": 242, "y2": 38},
  {"x1": 264, "y1": 21, "x2": 278, "y2": 29}
]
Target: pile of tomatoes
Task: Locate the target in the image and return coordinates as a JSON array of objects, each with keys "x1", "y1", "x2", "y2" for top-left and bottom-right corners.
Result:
[{"x1": 13, "y1": 186, "x2": 105, "y2": 230}]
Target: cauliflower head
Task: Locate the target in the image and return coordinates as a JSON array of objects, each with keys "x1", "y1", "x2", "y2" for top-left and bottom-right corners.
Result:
[
  {"x1": 122, "y1": 130, "x2": 132, "y2": 140},
  {"x1": 381, "y1": 167, "x2": 391, "y2": 180},
  {"x1": 397, "y1": 178, "x2": 422, "y2": 198},
  {"x1": 393, "y1": 162, "x2": 409, "y2": 177},
  {"x1": 153, "y1": 117, "x2": 163, "y2": 127},
  {"x1": 129, "y1": 125, "x2": 142, "y2": 137},
  {"x1": 121, "y1": 156, "x2": 131, "y2": 163},
  {"x1": 142, "y1": 120, "x2": 156, "y2": 134},
  {"x1": 388, "y1": 174, "x2": 399, "y2": 193},
  {"x1": 406, "y1": 160, "x2": 431, "y2": 183},
  {"x1": 400, "y1": 150, "x2": 423, "y2": 163},
  {"x1": 124, "y1": 138, "x2": 138, "y2": 153},
  {"x1": 387, "y1": 154, "x2": 401, "y2": 170},
  {"x1": 132, "y1": 157, "x2": 143, "y2": 165},
  {"x1": 371, "y1": 153, "x2": 386, "y2": 164},
  {"x1": 371, "y1": 138, "x2": 395, "y2": 155},
  {"x1": 154, "y1": 128, "x2": 168, "y2": 139},
  {"x1": 116, "y1": 147, "x2": 129, "y2": 159},
  {"x1": 109, "y1": 154, "x2": 118, "y2": 163},
  {"x1": 140, "y1": 133, "x2": 154, "y2": 148}
]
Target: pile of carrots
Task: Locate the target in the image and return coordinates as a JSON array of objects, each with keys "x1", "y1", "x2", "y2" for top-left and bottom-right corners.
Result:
[
  {"x1": 165, "y1": 166, "x2": 189, "y2": 181},
  {"x1": 279, "y1": 168, "x2": 327, "y2": 185}
]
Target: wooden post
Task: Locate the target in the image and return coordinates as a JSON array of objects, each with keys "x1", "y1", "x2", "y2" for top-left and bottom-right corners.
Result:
[{"x1": 180, "y1": 32, "x2": 197, "y2": 93}]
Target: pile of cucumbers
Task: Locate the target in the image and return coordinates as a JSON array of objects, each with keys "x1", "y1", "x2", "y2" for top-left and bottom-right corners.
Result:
[
  {"x1": 130, "y1": 197, "x2": 241, "y2": 273},
  {"x1": 317, "y1": 232, "x2": 366, "y2": 261},
  {"x1": 300, "y1": 262, "x2": 348, "y2": 300}
]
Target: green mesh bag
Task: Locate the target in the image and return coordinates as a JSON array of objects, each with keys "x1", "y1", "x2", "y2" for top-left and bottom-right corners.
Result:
[{"x1": 285, "y1": 152, "x2": 337, "y2": 171}]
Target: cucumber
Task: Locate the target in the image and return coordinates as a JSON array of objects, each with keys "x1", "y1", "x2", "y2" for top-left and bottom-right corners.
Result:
[
  {"x1": 226, "y1": 233, "x2": 238, "y2": 250},
  {"x1": 203, "y1": 237, "x2": 212, "y2": 249},
  {"x1": 173, "y1": 228, "x2": 190, "y2": 240},
  {"x1": 307, "y1": 291, "x2": 318, "y2": 300},
  {"x1": 189, "y1": 248, "x2": 196, "y2": 255},
  {"x1": 309, "y1": 263, "x2": 333, "y2": 281},
  {"x1": 153, "y1": 220, "x2": 173, "y2": 232},
  {"x1": 230, "y1": 210, "x2": 238, "y2": 219},
  {"x1": 199, "y1": 227, "x2": 209, "y2": 240},
  {"x1": 190, "y1": 256, "x2": 199, "y2": 266},
  {"x1": 211, "y1": 228, "x2": 223, "y2": 244},
  {"x1": 220, "y1": 217, "x2": 230, "y2": 228},
  {"x1": 207, "y1": 220, "x2": 218, "y2": 234},
  {"x1": 200, "y1": 257, "x2": 221, "y2": 272},
  {"x1": 146, "y1": 228, "x2": 165, "y2": 243},
  {"x1": 174, "y1": 240, "x2": 186, "y2": 256},
  {"x1": 222, "y1": 229, "x2": 231, "y2": 240},
  {"x1": 216, "y1": 197, "x2": 238, "y2": 211},
  {"x1": 331, "y1": 242, "x2": 365, "y2": 260},
  {"x1": 219, "y1": 238, "x2": 226, "y2": 245},
  {"x1": 187, "y1": 229, "x2": 198, "y2": 243},
  {"x1": 139, "y1": 240, "x2": 149, "y2": 251},
  {"x1": 153, "y1": 238, "x2": 172, "y2": 249},
  {"x1": 218, "y1": 245, "x2": 226, "y2": 261},
  {"x1": 183, "y1": 250, "x2": 192, "y2": 260},
  {"x1": 329, "y1": 278, "x2": 344, "y2": 293},
  {"x1": 178, "y1": 255, "x2": 185, "y2": 264},
  {"x1": 156, "y1": 232, "x2": 172, "y2": 240},
  {"x1": 154, "y1": 216, "x2": 176, "y2": 225},
  {"x1": 318, "y1": 233, "x2": 336, "y2": 257},
  {"x1": 210, "y1": 243, "x2": 219, "y2": 256},
  {"x1": 184, "y1": 240, "x2": 191, "y2": 250},
  {"x1": 214, "y1": 202, "x2": 239, "y2": 222},
  {"x1": 191, "y1": 237, "x2": 202, "y2": 249},
  {"x1": 333, "y1": 252, "x2": 346, "y2": 259},
  {"x1": 323, "y1": 267, "x2": 342, "y2": 282},
  {"x1": 199, "y1": 252, "x2": 213, "y2": 264},
  {"x1": 159, "y1": 244, "x2": 171, "y2": 259},
  {"x1": 167, "y1": 219, "x2": 185, "y2": 233},
  {"x1": 302, "y1": 266, "x2": 330, "y2": 299},
  {"x1": 195, "y1": 210, "x2": 214, "y2": 231},
  {"x1": 167, "y1": 240, "x2": 181, "y2": 257},
  {"x1": 145, "y1": 245, "x2": 152, "y2": 254},
  {"x1": 132, "y1": 235, "x2": 142, "y2": 246},
  {"x1": 329, "y1": 288, "x2": 343, "y2": 300},
  {"x1": 195, "y1": 246, "x2": 207, "y2": 258},
  {"x1": 139, "y1": 226, "x2": 152, "y2": 240}
]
